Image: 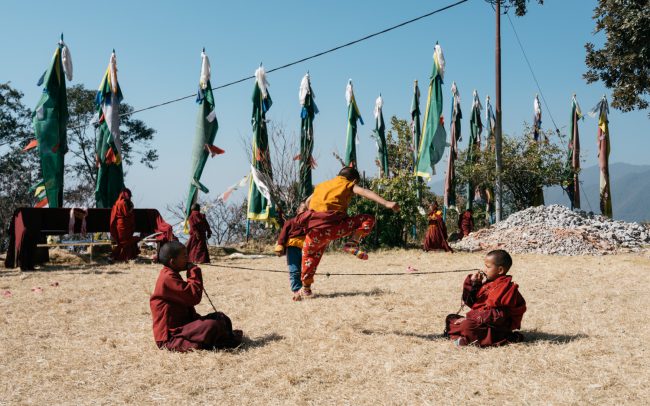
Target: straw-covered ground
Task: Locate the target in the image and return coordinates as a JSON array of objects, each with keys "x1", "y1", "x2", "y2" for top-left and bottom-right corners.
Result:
[{"x1": 1, "y1": 248, "x2": 649, "y2": 405}]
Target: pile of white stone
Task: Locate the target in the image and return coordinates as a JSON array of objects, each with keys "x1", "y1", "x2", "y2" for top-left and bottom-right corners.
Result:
[{"x1": 452, "y1": 204, "x2": 650, "y2": 255}]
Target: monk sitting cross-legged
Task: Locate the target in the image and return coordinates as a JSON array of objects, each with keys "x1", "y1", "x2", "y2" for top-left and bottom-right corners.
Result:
[
  {"x1": 445, "y1": 249, "x2": 526, "y2": 347},
  {"x1": 150, "y1": 241, "x2": 243, "y2": 352}
]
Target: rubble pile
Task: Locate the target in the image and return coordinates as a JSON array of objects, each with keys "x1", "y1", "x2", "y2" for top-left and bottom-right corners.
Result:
[{"x1": 452, "y1": 205, "x2": 650, "y2": 255}]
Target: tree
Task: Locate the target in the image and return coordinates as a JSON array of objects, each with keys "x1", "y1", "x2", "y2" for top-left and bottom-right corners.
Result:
[
  {"x1": 348, "y1": 116, "x2": 436, "y2": 248},
  {"x1": 0, "y1": 83, "x2": 40, "y2": 250},
  {"x1": 584, "y1": 0, "x2": 650, "y2": 114},
  {"x1": 65, "y1": 84, "x2": 158, "y2": 206},
  {"x1": 456, "y1": 126, "x2": 566, "y2": 213}
]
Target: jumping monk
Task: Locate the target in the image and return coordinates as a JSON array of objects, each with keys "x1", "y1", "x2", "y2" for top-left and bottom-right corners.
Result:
[
  {"x1": 458, "y1": 209, "x2": 474, "y2": 239},
  {"x1": 186, "y1": 203, "x2": 212, "y2": 264},
  {"x1": 423, "y1": 201, "x2": 453, "y2": 253},
  {"x1": 150, "y1": 241, "x2": 243, "y2": 352},
  {"x1": 109, "y1": 188, "x2": 140, "y2": 261},
  {"x1": 274, "y1": 202, "x2": 308, "y2": 301},
  {"x1": 445, "y1": 249, "x2": 527, "y2": 347},
  {"x1": 297, "y1": 167, "x2": 399, "y2": 297}
]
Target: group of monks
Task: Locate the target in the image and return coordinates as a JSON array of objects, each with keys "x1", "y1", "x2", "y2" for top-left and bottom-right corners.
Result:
[
  {"x1": 422, "y1": 202, "x2": 474, "y2": 253},
  {"x1": 108, "y1": 172, "x2": 525, "y2": 352},
  {"x1": 108, "y1": 190, "x2": 212, "y2": 265}
]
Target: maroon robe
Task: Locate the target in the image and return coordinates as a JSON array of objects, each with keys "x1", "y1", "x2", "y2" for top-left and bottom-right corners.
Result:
[
  {"x1": 423, "y1": 210, "x2": 453, "y2": 252},
  {"x1": 109, "y1": 189, "x2": 140, "y2": 261},
  {"x1": 458, "y1": 210, "x2": 474, "y2": 239},
  {"x1": 186, "y1": 210, "x2": 212, "y2": 264},
  {"x1": 150, "y1": 265, "x2": 241, "y2": 352},
  {"x1": 446, "y1": 274, "x2": 527, "y2": 347}
]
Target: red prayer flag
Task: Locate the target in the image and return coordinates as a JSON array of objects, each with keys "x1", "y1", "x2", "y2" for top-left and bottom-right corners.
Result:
[
  {"x1": 35, "y1": 197, "x2": 48, "y2": 208},
  {"x1": 22, "y1": 139, "x2": 38, "y2": 152},
  {"x1": 204, "y1": 144, "x2": 225, "y2": 157}
]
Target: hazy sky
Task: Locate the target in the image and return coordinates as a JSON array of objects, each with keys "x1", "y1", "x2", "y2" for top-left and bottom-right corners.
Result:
[{"x1": 2, "y1": 0, "x2": 648, "y2": 214}]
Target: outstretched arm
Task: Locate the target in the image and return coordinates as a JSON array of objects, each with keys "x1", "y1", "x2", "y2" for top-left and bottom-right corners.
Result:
[{"x1": 352, "y1": 185, "x2": 400, "y2": 212}]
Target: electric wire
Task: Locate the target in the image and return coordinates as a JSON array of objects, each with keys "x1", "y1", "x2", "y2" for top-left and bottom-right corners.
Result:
[{"x1": 68, "y1": 0, "x2": 469, "y2": 131}]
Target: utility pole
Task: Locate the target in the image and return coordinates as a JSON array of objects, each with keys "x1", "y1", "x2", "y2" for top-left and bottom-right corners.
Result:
[{"x1": 494, "y1": 0, "x2": 503, "y2": 222}]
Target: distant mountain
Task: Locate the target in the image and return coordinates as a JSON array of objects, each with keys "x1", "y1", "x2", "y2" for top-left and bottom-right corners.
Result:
[
  {"x1": 545, "y1": 163, "x2": 650, "y2": 223},
  {"x1": 428, "y1": 163, "x2": 650, "y2": 223}
]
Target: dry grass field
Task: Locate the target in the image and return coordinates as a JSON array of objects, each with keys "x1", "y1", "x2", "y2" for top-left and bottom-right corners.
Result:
[{"x1": 1, "y1": 248, "x2": 649, "y2": 405}]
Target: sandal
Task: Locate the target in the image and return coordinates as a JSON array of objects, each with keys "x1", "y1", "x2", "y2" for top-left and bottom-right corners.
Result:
[
  {"x1": 342, "y1": 241, "x2": 369, "y2": 260},
  {"x1": 292, "y1": 291, "x2": 302, "y2": 302},
  {"x1": 301, "y1": 286, "x2": 313, "y2": 298}
]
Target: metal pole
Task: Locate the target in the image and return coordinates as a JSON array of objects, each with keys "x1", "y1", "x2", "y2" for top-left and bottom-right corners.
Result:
[{"x1": 494, "y1": 0, "x2": 503, "y2": 222}]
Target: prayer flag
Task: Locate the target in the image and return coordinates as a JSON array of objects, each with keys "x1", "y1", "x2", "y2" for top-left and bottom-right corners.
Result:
[
  {"x1": 466, "y1": 89, "x2": 483, "y2": 210},
  {"x1": 344, "y1": 80, "x2": 363, "y2": 168},
  {"x1": 415, "y1": 43, "x2": 446, "y2": 179},
  {"x1": 531, "y1": 94, "x2": 545, "y2": 206},
  {"x1": 32, "y1": 35, "x2": 72, "y2": 208},
  {"x1": 184, "y1": 50, "x2": 223, "y2": 231},
  {"x1": 372, "y1": 95, "x2": 388, "y2": 177},
  {"x1": 247, "y1": 66, "x2": 276, "y2": 223},
  {"x1": 485, "y1": 95, "x2": 496, "y2": 152},
  {"x1": 444, "y1": 82, "x2": 462, "y2": 210},
  {"x1": 591, "y1": 96, "x2": 612, "y2": 218},
  {"x1": 299, "y1": 73, "x2": 318, "y2": 200},
  {"x1": 94, "y1": 50, "x2": 125, "y2": 208},
  {"x1": 565, "y1": 95, "x2": 582, "y2": 209}
]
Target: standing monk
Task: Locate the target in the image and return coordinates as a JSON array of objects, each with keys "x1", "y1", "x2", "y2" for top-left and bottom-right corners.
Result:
[
  {"x1": 186, "y1": 203, "x2": 212, "y2": 264},
  {"x1": 423, "y1": 201, "x2": 453, "y2": 252},
  {"x1": 458, "y1": 209, "x2": 474, "y2": 239},
  {"x1": 110, "y1": 188, "x2": 140, "y2": 261}
]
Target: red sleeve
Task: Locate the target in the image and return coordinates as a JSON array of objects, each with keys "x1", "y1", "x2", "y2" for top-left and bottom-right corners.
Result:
[
  {"x1": 277, "y1": 218, "x2": 294, "y2": 247},
  {"x1": 162, "y1": 266, "x2": 203, "y2": 306},
  {"x1": 461, "y1": 274, "x2": 482, "y2": 306}
]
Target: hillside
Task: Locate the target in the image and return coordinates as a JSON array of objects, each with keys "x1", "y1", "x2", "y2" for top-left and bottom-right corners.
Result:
[{"x1": 430, "y1": 163, "x2": 650, "y2": 223}]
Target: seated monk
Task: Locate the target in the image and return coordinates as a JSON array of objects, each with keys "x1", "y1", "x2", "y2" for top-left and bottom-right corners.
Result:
[
  {"x1": 423, "y1": 201, "x2": 453, "y2": 253},
  {"x1": 109, "y1": 188, "x2": 140, "y2": 261},
  {"x1": 186, "y1": 203, "x2": 212, "y2": 264},
  {"x1": 150, "y1": 241, "x2": 243, "y2": 352},
  {"x1": 445, "y1": 249, "x2": 526, "y2": 347}
]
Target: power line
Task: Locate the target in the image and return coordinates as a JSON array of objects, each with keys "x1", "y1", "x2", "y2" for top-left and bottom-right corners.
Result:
[
  {"x1": 504, "y1": 10, "x2": 565, "y2": 148},
  {"x1": 69, "y1": 0, "x2": 469, "y2": 130}
]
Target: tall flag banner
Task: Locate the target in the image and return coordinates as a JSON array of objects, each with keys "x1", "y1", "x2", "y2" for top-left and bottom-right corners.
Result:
[
  {"x1": 444, "y1": 82, "x2": 461, "y2": 210},
  {"x1": 590, "y1": 96, "x2": 612, "y2": 218},
  {"x1": 411, "y1": 81, "x2": 422, "y2": 165},
  {"x1": 566, "y1": 95, "x2": 582, "y2": 209},
  {"x1": 95, "y1": 50, "x2": 125, "y2": 208},
  {"x1": 531, "y1": 94, "x2": 545, "y2": 206},
  {"x1": 466, "y1": 89, "x2": 483, "y2": 210},
  {"x1": 32, "y1": 35, "x2": 72, "y2": 208},
  {"x1": 247, "y1": 66, "x2": 276, "y2": 223},
  {"x1": 532, "y1": 94, "x2": 547, "y2": 142},
  {"x1": 415, "y1": 43, "x2": 447, "y2": 179},
  {"x1": 184, "y1": 50, "x2": 224, "y2": 231},
  {"x1": 344, "y1": 79, "x2": 363, "y2": 168},
  {"x1": 372, "y1": 94, "x2": 388, "y2": 177},
  {"x1": 485, "y1": 95, "x2": 496, "y2": 152},
  {"x1": 484, "y1": 95, "x2": 496, "y2": 223},
  {"x1": 298, "y1": 73, "x2": 318, "y2": 201}
]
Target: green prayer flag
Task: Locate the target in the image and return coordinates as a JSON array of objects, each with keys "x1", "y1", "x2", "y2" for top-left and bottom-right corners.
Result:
[
  {"x1": 466, "y1": 89, "x2": 483, "y2": 211},
  {"x1": 344, "y1": 80, "x2": 363, "y2": 168},
  {"x1": 95, "y1": 51, "x2": 125, "y2": 208},
  {"x1": 415, "y1": 43, "x2": 446, "y2": 180},
  {"x1": 372, "y1": 95, "x2": 388, "y2": 177},
  {"x1": 299, "y1": 73, "x2": 318, "y2": 201},
  {"x1": 33, "y1": 38, "x2": 72, "y2": 208},
  {"x1": 247, "y1": 66, "x2": 276, "y2": 223}
]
